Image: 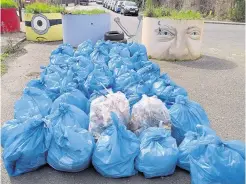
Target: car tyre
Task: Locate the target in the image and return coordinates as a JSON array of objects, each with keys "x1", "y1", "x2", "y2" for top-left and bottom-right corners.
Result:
[{"x1": 104, "y1": 31, "x2": 124, "y2": 41}]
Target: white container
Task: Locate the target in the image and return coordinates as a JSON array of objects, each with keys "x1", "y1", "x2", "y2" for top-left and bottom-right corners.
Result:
[
  {"x1": 62, "y1": 13, "x2": 111, "y2": 47},
  {"x1": 141, "y1": 17, "x2": 204, "y2": 61}
]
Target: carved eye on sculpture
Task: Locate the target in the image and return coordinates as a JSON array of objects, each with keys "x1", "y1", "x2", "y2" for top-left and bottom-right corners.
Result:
[
  {"x1": 155, "y1": 28, "x2": 175, "y2": 42},
  {"x1": 187, "y1": 27, "x2": 201, "y2": 40},
  {"x1": 31, "y1": 14, "x2": 50, "y2": 35}
]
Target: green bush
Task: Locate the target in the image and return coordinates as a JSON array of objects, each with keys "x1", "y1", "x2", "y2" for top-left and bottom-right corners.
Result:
[
  {"x1": 1, "y1": 0, "x2": 17, "y2": 8},
  {"x1": 233, "y1": 0, "x2": 245, "y2": 22},
  {"x1": 144, "y1": 7, "x2": 202, "y2": 19},
  {"x1": 65, "y1": 9, "x2": 106, "y2": 15},
  {"x1": 143, "y1": 0, "x2": 201, "y2": 19},
  {"x1": 25, "y1": 2, "x2": 65, "y2": 13}
]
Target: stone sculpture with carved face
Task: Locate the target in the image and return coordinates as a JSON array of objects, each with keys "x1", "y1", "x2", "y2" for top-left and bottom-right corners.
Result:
[{"x1": 142, "y1": 18, "x2": 204, "y2": 60}]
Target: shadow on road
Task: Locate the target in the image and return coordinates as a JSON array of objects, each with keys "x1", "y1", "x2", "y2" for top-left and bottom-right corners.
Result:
[
  {"x1": 8, "y1": 165, "x2": 190, "y2": 184},
  {"x1": 170, "y1": 55, "x2": 237, "y2": 70}
]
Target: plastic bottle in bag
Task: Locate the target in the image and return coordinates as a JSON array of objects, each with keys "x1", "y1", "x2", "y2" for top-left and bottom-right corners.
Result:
[
  {"x1": 89, "y1": 91, "x2": 130, "y2": 140},
  {"x1": 129, "y1": 95, "x2": 171, "y2": 135}
]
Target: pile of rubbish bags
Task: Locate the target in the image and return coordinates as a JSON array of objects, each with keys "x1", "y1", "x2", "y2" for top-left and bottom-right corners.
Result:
[{"x1": 1, "y1": 40, "x2": 245, "y2": 183}]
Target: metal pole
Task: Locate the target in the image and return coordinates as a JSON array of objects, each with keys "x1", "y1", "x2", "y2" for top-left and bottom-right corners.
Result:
[{"x1": 18, "y1": 0, "x2": 22, "y2": 22}]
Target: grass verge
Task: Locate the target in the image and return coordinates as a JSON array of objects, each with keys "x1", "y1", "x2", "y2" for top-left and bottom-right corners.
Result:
[
  {"x1": 1, "y1": 53, "x2": 9, "y2": 75},
  {"x1": 25, "y1": 2, "x2": 65, "y2": 13},
  {"x1": 1, "y1": 0, "x2": 17, "y2": 8}
]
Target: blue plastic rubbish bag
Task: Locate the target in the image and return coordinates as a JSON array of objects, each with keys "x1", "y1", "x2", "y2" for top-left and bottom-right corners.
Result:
[
  {"x1": 109, "y1": 45, "x2": 124, "y2": 58},
  {"x1": 178, "y1": 125, "x2": 220, "y2": 171},
  {"x1": 50, "y1": 89, "x2": 89, "y2": 114},
  {"x1": 190, "y1": 136, "x2": 245, "y2": 184},
  {"x1": 124, "y1": 82, "x2": 151, "y2": 108},
  {"x1": 27, "y1": 79, "x2": 59, "y2": 101},
  {"x1": 92, "y1": 113, "x2": 140, "y2": 178},
  {"x1": 108, "y1": 56, "x2": 135, "y2": 71},
  {"x1": 108, "y1": 57, "x2": 123, "y2": 71},
  {"x1": 50, "y1": 53, "x2": 71, "y2": 67},
  {"x1": 47, "y1": 103, "x2": 89, "y2": 130},
  {"x1": 135, "y1": 127, "x2": 178, "y2": 178},
  {"x1": 108, "y1": 45, "x2": 130, "y2": 58},
  {"x1": 113, "y1": 69, "x2": 140, "y2": 92},
  {"x1": 152, "y1": 84, "x2": 188, "y2": 107},
  {"x1": 2, "y1": 115, "x2": 51, "y2": 176},
  {"x1": 130, "y1": 51, "x2": 148, "y2": 70},
  {"x1": 59, "y1": 70, "x2": 79, "y2": 94},
  {"x1": 47, "y1": 125, "x2": 95, "y2": 172},
  {"x1": 1, "y1": 119, "x2": 22, "y2": 148},
  {"x1": 136, "y1": 61, "x2": 160, "y2": 83},
  {"x1": 51, "y1": 43, "x2": 74, "y2": 57},
  {"x1": 71, "y1": 56, "x2": 94, "y2": 80},
  {"x1": 85, "y1": 65, "x2": 113, "y2": 95},
  {"x1": 128, "y1": 43, "x2": 147, "y2": 57},
  {"x1": 153, "y1": 73, "x2": 177, "y2": 88},
  {"x1": 90, "y1": 42, "x2": 110, "y2": 64},
  {"x1": 169, "y1": 95, "x2": 210, "y2": 145},
  {"x1": 74, "y1": 40, "x2": 94, "y2": 57},
  {"x1": 14, "y1": 87, "x2": 52, "y2": 121}
]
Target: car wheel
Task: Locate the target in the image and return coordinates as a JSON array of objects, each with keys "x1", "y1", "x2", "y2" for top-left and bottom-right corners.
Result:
[{"x1": 104, "y1": 31, "x2": 124, "y2": 41}]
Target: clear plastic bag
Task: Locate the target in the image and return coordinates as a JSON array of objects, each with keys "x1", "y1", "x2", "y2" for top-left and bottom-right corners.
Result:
[
  {"x1": 89, "y1": 91, "x2": 130, "y2": 140},
  {"x1": 129, "y1": 95, "x2": 171, "y2": 135}
]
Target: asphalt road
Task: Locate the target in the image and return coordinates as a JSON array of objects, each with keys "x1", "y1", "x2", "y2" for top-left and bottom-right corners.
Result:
[{"x1": 1, "y1": 3, "x2": 245, "y2": 184}]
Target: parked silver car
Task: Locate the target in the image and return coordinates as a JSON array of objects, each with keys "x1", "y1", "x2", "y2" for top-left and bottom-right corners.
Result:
[{"x1": 120, "y1": 1, "x2": 139, "y2": 16}]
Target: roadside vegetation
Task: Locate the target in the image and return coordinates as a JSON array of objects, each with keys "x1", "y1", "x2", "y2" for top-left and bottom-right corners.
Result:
[
  {"x1": 1, "y1": 0, "x2": 17, "y2": 8},
  {"x1": 1, "y1": 53, "x2": 8, "y2": 74},
  {"x1": 144, "y1": 0, "x2": 201, "y2": 19},
  {"x1": 139, "y1": 0, "x2": 245, "y2": 22},
  {"x1": 25, "y1": 2, "x2": 64, "y2": 13},
  {"x1": 1, "y1": 38, "x2": 23, "y2": 75}
]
